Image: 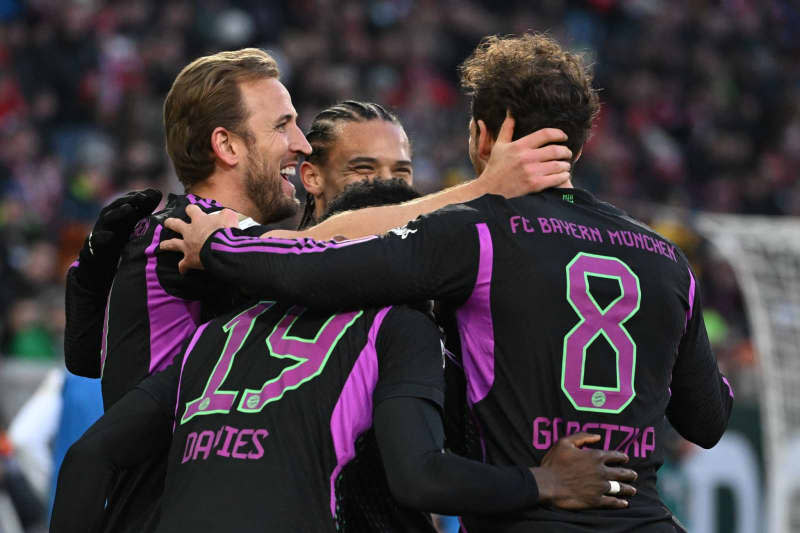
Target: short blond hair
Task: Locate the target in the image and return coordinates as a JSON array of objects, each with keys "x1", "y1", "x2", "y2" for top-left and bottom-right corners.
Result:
[{"x1": 163, "y1": 48, "x2": 279, "y2": 188}]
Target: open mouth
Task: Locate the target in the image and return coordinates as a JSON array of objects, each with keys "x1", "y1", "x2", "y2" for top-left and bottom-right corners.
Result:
[{"x1": 279, "y1": 164, "x2": 296, "y2": 180}]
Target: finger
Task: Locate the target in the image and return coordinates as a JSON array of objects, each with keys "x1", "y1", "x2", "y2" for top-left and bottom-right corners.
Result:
[
  {"x1": 605, "y1": 466, "x2": 638, "y2": 482},
  {"x1": 561, "y1": 432, "x2": 601, "y2": 448},
  {"x1": 496, "y1": 111, "x2": 515, "y2": 144},
  {"x1": 519, "y1": 128, "x2": 568, "y2": 149},
  {"x1": 185, "y1": 203, "x2": 203, "y2": 221},
  {"x1": 616, "y1": 483, "x2": 637, "y2": 498},
  {"x1": 532, "y1": 145, "x2": 573, "y2": 162},
  {"x1": 103, "y1": 203, "x2": 137, "y2": 225},
  {"x1": 178, "y1": 258, "x2": 188, "y2": 275},
  {"x1": 164, "y1": 217, "x2": 189, "y2": 236},
  {"x1": 91, "y1": 230, "x2": 115, "y2": 247},
  {"x1": 533, "y1": 160, "x2": 571, "y2": 176},
  {"x1": 597, "y1": 496, "x2": 629, "y2": 509},
  {"x1": 599, "y1": 450, "x2": 630, "y2": 465},
  {"x1": 526, "y1": 172, "x2": 571, "y2": 190},
  {"x1": 132, "y1": 189, "x2": 162, "y2": 215},
  {"x1": 160, "y1": 238, "x2": 186, "y2": 253}
]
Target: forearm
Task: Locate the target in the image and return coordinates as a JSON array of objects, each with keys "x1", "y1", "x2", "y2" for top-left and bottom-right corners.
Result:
[
  {"x1": 64, "y1": 267, "x2": 107, "y2": 378},
  {"x1": 266, "y1": 179, "x2": 488, "y2": 241},
  {"x1": 374, "y1": 397, "x2": 538, "y2": 515},
  {"x1": 201, "y1": 228, "x2": 447, "y2": 311}
]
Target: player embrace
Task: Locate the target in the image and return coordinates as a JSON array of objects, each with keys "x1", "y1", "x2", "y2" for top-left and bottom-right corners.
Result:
[
  {"x1": 53, "y1": 39, "x2": 643, "y2": 532},
  {"x1": 167, "y1": 33, "x2": 733, "y2": 532}
]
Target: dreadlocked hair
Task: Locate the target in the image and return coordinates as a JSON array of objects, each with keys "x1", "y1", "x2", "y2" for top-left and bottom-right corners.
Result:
[{"x1": 298, "y1": 100, "x2": 402, "y2": 229}]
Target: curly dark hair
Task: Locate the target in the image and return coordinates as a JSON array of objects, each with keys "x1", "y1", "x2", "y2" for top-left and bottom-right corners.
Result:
[{"x1": 459, "y1": 33, "x2": 599, "y2": 160}]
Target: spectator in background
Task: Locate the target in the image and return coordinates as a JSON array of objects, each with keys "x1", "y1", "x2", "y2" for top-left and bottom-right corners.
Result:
[{"x1": 1, "y1": 419, "x2": 45, "y2": 532}]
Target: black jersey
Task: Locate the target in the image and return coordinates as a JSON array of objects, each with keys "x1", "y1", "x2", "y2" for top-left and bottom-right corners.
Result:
[
  {"x1": 138, "y1": 303, "x2": 444, "y2": 532},
  {"x1": 199, "y1": 188, "x2": 733, "y2": 531},
  {"x1": 64, "y1": 193, "x2": 263, "y2": 533}
]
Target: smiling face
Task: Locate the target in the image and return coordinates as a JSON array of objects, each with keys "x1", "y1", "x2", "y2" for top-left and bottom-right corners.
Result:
[
  {"x1": 238, "y1": 77, "x2": 311, "y2": 223},
  {"x1": 313, "y1": 120, "x2": 412, "y2": 217}
]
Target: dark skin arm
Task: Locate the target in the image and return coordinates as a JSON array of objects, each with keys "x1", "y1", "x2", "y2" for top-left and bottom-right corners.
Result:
[{"x1": 374, "y1": 397, "x2": 636, "y2": 514}]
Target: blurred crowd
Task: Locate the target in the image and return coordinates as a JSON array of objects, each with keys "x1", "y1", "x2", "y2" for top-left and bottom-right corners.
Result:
[{"x1": 0, "y1": 0, "x2": 797, "y2": 527}]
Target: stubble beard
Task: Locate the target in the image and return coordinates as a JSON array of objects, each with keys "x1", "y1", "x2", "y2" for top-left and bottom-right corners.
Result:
[{"x1": 244, "y1": 151, "x2": 299, "y2": 224}]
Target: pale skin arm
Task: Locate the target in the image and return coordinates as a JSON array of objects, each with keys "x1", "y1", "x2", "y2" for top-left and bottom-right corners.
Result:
[{"x1": 161, "y1": 116, "x2": 572, "y2": 273}]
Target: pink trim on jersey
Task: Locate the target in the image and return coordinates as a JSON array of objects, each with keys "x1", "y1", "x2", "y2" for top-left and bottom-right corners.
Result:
[
  {"x1": 328, "y1": 307, "x2": 391, "y2": 518},
  {"x1": 210, "y1": 234, "x2": 377, "y2": 255},
  {"x1": 173, "y1": 322, "x2": 210, "y2": 432},
  {"x1": 145, "y1": 225, "x2": 202, "y2": 373},
  {"x1": 722, "y1": 376, "x2": 734, "y2": 398},
  {"x1": 456, "y1": 223, "x2": 496, "y2": 405},
  {"x1": 686, "y1": 267, "x2": 696, "y2": 330}
]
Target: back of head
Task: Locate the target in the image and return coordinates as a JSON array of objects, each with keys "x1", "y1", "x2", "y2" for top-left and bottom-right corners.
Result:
[
  {"x1": 164, "y1": 48, "x2": 280, "y2": 190},
  {"x1": 319, "y1": 178, "x2": 420, "y2": 222},
  {"x1": 459, "y1": 33, "x2": 599, "y2": 160}
]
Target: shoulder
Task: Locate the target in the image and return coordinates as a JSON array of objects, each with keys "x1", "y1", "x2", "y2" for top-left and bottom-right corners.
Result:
[
  {"x1": 383, "y1": 304, "x2": 437, "y2": 327},
  {"x1": 378, "y1": 305, "x2": 441, "y2": 346}
]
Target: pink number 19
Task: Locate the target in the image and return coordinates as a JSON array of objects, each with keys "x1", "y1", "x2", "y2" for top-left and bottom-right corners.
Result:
[{"x1": 181, "y1": 302, "x2": 362, "y2": 424}]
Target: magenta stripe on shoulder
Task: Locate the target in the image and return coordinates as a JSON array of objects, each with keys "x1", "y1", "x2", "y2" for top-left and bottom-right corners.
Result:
[
  {"x1": 328, "y1": 306, "x2": 390, "y2": 517},
  {"x1": 173, "y1": 322, "x2": 210, "y2": 431},
  {"x1": 455, "y1": 223, "x2": 495, "y2": 405},
  {"x1": 69, "y1": 260, "x2": 79, "y2": 269},
  {"x1": 100, "y1": 278, "x2": 114, "y2": 377},
  {"x1": 145, "y1": 225, "x2": 203, "y2": 373},
  {"x1": 687, "y1": 267, "x2": 696, "y2": 321},
  {"x1": 722, "y1": 376, "x2": 734, "y2": 398}
]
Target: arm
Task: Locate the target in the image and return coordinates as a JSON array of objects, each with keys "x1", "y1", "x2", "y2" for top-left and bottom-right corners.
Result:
[
  {"x1": 64, "y1": 190, "x2": 162, "y2": 377},
  {"x1": 374, "y1": 396, "x2": 536, "y2": 514},
  {"x1": 64, "y1": 268, "x2": 107, "y2": 377},
  {"x1": 374, "y1": 399, "x2": 637, "y2": 514},
  {"x1": 666, "y1": 270, "x2": 734, "y2": 448},
  {"x1": 160, "y1": 119, "x2": 571, "y2": 269},
  {"x1": 49, "y1": 365, "x2": 176, "y2": 533},
  {"x1": 373, "y1": 308, "x2": 636, "y2": 514},
  {"x1": 198, "y1": 203, "x2": 482, "y2": 311},
  {"x1": 276, "y1": 119, "x2": 570, "y2": 241}
]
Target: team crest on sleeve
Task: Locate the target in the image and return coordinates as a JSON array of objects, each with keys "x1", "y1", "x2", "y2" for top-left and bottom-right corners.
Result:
[{"x1": 388, "y1": 225, "x2": 418, "y2": 239}]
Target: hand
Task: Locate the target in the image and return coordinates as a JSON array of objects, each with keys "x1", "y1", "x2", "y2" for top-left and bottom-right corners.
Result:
[
  {"x1": 532, "y1": 432, "x2": 637, "y2": 510},
  {"x1": 76, "y1": 189, "x2": 162, "y2": 291},
  {"x1": 160, "y1": 204, "x2": 239, "y2": 274},
  {"x1": 476, "y1": 113, "x2": 572, "y2": 198}
]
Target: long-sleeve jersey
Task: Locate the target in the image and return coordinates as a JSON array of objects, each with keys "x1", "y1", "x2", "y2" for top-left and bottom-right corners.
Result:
[
  {"x1": 51, "y1": 304, "x2": 540, "y2": 533},
  {"x1": 198, "y1": 187, "x2": 734, "y2": 532},
  {"x1": 63, "y1": 193, "x2": 264, "y2": 533}
]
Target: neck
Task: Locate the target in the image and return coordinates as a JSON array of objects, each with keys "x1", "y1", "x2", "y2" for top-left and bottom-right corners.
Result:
[
  {"x1": 313, "y1": 198, "x2": 327, "y2": 222},
  {"x1": 188, "y1": 173, "x2": 263, "y2": 223},
  {"x1": 475, "y1": 159, "x2": 575, "y2": 190}
]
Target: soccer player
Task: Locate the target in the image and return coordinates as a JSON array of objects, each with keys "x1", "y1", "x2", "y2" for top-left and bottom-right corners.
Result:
[
  {"x1": 164, "y1": 34, "x2": 734, "y2": 532},
  {"x1": 52, "y1": 180, "x2": 637, "y2": 533},
  {"x1": 297, "y1": 100, "x2": 413, "y2": 228},
  {"x1": 63, "y1": 48, "x2": 311, "y2": 532},
  {"x1": 63, "y1": 47, "x2": 575, "y2": 530}
]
